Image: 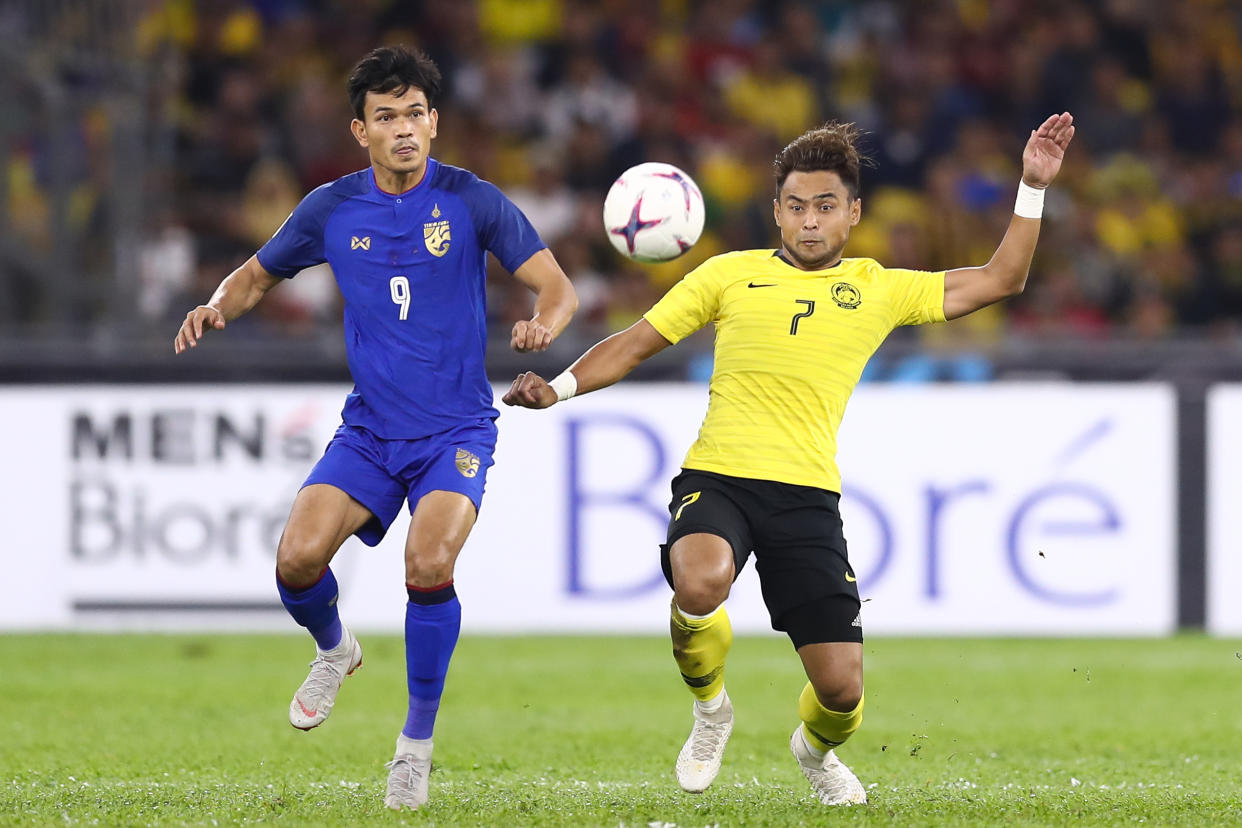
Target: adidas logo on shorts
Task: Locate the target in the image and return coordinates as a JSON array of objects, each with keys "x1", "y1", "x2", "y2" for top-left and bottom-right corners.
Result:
[{"x1": 851, "y1": 612, "x2": 861, "y2": 627}]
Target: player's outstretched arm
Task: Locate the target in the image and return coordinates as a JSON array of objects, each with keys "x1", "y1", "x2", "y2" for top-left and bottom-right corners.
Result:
[
  {"x1": 942, "y1": 112, "x2": 1075, "y2": 320},
  {"x1": 502, "y1": 319, "x2": 672, "y2": 409},
  {"x1": 173, "y1": 255, "x2": 282, "y2": 353},
  {"x1": 509, "y1": 248, "x2": 579, "y2": 353}
]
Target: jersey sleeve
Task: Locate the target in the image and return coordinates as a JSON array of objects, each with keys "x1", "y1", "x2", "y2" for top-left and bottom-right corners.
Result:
[
  {"x1": 255, "y1": 185, "x2": 334, "y2": 278},
  {"x1": 887, "y1": 267, "x2": 947, "y2": 326},
  {"x1": 643, "y1": 257, "x2": 724, "y2": 344},
  {"x1": 464, "y1": 179, "x2": 547, "y2": 273}
]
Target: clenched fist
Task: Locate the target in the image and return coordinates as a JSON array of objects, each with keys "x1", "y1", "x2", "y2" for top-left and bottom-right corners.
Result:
[{"x1": 502, "y1": 372, "x2": 558, "y2": 408}]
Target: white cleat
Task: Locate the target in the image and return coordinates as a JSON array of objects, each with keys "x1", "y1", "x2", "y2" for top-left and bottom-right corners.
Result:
[
  {"x1": 288, "y1": 626, "x2": 362, "y2": 730},
  {"x1": 385, "y1": 738, "x2": 432, "y2": 811},
  {"x1": 675, "y1": 690, "x2": 734, "y2": 793},
  {"x1": 789, "y1": 726, "x2": 867, "y2": 805}
]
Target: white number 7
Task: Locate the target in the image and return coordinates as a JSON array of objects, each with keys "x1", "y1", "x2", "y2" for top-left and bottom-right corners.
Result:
[{"x1": 390, "y1": 275, "x2": 410, "y2": 320}]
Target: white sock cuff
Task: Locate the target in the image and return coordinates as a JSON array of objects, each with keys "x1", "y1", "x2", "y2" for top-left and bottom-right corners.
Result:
[
  {"x1": 396, "y1": 734, "x2": 434, "y2": 760},
  {"x1": 798, "y1": 726, "x2": 827, "y2": 761},
  {"x1": 319, "y1": 626, "x2": 351, "y2": 655},
  {"x1": 674, "y1": 603, "x2": 717, "y2": 622},
  {"x1": 695, "y1": 688, "x2": 727, "y2": 713}
]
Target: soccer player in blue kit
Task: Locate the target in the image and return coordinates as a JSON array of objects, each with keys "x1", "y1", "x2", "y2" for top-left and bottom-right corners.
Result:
[{"x1": 173, "y1": 46, "x2": 577, "y2": 810}]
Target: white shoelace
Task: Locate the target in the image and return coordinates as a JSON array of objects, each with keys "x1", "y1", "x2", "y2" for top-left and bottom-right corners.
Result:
[
  {"x1": 385, "y1": 756, "x2": 428, "y2": 799},
  {"x1": 300, "y1": 654, "x2": 346, "y2": 697},
  {"x1": 689, "y1": 720, "x2": 730, "y2": 761},
  {"x1": 802, "y1": 756, "x2": 863, "y2": 801}
]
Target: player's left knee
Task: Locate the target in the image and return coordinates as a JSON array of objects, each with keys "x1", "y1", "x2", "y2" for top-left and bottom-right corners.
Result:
[
  {"x1": 405, "y1": 544, "x2": 457, "y2": 585},
  {"x1": 813, "y1": 676, "x2": 863, "y2": 713}
]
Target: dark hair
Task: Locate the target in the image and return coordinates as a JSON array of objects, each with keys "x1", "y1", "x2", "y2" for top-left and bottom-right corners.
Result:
[
  {"x1": 773, "y1": 121, "x2": 869, "y2": 200},
  {"x1": 347, "y1": 46, "x2": 443, "y2": 120}
]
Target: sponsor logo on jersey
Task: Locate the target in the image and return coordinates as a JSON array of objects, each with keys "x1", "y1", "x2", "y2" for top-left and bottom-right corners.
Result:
[
  {"x1": 832, "y1": 281, "x2": 861, "y2": 309},
  {"x1": 424, "y1": 203, "x2": 451, "y2": 257},
  {"x1": 350, "y1": 235, "x2": 371, "y2": 250},
  {"x1": 455, "y1": 448, "x2": 480, "y2": 478}
]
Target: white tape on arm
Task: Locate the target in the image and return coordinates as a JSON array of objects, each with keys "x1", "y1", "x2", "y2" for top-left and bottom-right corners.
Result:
[
  {"x1": 548, "y1": 370, "x2": 578, "y2": 402},
  {"x1": 1014, "y1": 181, "x2": 1045, "y2": 219}
]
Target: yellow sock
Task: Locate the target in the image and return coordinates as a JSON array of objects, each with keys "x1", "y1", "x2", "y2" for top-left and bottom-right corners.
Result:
[
  {"x1": 798, "y1": 682, "x2": 864, "y2": 752},
  {"x1": 669, "y1": 599, "x2": 732, "y2": 702}
]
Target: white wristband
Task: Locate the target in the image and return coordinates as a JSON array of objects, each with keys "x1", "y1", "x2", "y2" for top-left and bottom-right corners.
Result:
[
  {"x1": 548, "y1": 370, "x2": 577, "y2": 402},
  {"x1": 1014, "y1": 181, "x2": 1045, "y2": 219}
]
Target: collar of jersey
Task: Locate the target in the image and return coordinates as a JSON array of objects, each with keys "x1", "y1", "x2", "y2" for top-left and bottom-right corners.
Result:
[
  {"x1": 771, "y1": 248, "x2": 846, "y2": 273},
  {"x1": 370, "y1": 158, "x2": 437, "y2": 199}
]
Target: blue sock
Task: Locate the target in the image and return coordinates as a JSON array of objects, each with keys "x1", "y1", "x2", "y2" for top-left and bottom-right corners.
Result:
[
  {"x1": 277, "y1": 567, "x2": 343, "y2": 651},
  {"x1": 402, "y1": 582, "x2": 461, "y2": 740}
]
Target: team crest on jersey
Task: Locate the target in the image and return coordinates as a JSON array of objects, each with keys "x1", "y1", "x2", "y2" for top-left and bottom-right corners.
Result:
[
  {"x1": 455, "y1": 448, "x2": 480, "y2": 478},
  {"x1": 424, "y1": 203, "x2": 450, "y2": 257},
  {"x1": 350, "y1": 235, "x2": 371, "y2": 250},
  {"x1": 832, "y1": 282, "x2": 861, "y2": 309}
]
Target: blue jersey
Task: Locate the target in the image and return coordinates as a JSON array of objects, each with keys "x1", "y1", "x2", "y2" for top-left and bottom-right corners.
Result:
[{"x1": 257, "y1": 160, "x2": 546, "y2": 438}]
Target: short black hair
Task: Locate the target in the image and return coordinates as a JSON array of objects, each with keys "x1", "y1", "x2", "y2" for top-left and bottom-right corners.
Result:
[
  {"x1": 773, "y1": 121, "x2": 869, "y2": 200},
  {"x1": 347, "y1": 46, "x2": 442, "y2": 120}
]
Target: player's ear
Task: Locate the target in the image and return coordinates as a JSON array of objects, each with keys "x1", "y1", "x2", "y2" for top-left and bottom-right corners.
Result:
[
  {"x1": 428, "y1": 108, "x2": 438, "y2": 140},
  {"x1": 773, "y1": 198, "x2": 780, "y2": 226},
  {"x1": 350, "y1": 118, "x2": 369, "y2": 148},
  {"x1": 849, "y1": 197, "x2": 861, "y2": 227}
]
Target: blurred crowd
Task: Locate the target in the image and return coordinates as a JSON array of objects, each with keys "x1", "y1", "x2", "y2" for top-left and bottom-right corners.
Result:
[{"x1": 4, "y1": 0, "x2": 1242, "y2": 349}]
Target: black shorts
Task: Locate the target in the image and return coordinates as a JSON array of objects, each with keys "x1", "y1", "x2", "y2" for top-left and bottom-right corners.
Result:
[{"x1": 660, "y1": 469, "x2": 862, "y2": 646}]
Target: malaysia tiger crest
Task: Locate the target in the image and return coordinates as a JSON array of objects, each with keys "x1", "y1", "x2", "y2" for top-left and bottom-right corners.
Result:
[{"x1": 832, "y1": 281, "x2": 862, "y2": 309}]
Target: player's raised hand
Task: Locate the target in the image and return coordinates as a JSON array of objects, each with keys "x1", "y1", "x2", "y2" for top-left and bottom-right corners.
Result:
[
  {"x1": 502, "y1": 372, "x2": 558, "y2": 408},
  {"x1": 1022, "y1": 112, "x2": 1075, "y2": 189},
  {"x1": 510, "y1": 318, "x2": 554, "y2": 353},
  {"x1": 173, "y1": 305, "x2": 226, "y2": 354}
]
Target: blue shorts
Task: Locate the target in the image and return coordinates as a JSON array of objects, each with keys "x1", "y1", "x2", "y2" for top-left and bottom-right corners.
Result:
[{"x1": 302, "y1": 419, "x2": 497, "y2": 547}]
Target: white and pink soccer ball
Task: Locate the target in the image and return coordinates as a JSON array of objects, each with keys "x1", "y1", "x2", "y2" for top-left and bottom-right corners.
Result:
[{"x1": 603, "y1": 162, "x2": 705, "y2": 263}]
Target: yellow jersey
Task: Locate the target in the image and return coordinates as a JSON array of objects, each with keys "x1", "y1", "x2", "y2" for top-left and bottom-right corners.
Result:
[{"x1": 643, "y1": 250, "x2": 946, "y2": 492}]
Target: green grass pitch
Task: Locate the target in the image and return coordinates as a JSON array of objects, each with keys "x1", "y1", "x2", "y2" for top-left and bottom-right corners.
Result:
[{"x1": 3, "y1": 634, "x2": 1242, "y2": 826}]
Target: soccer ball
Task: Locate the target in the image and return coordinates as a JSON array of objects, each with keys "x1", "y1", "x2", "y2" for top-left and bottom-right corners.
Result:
[{"x1": 603, "y1": 162, "x2": 705, "y2": 263}]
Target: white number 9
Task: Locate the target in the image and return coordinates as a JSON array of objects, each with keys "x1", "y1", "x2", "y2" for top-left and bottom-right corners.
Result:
[{"x1": 390, "y1": 275, "x2": 410, "y2": 320}]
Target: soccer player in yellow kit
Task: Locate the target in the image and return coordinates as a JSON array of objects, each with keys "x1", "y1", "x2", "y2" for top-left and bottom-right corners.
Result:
[{"x1": 505, "y1": 113, "x2": 1075, "y2": 806}]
